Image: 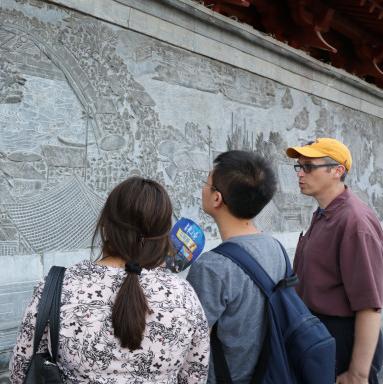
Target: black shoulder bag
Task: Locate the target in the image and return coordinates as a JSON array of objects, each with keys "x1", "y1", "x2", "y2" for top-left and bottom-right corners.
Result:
[{"x1": 23, "y1": 266, "x2": 66, "y2": 384}]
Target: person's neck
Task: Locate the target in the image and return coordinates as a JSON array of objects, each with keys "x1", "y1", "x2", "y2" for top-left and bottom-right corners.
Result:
[
  {"x1": 214, "y1": 212, "x2": 259, "y2": 241},
  {"x1": 315, "y1": 183, "x2": 346, "y2": 209},
  {"x1": 97, "y1": 254, "x2": 125, "y2": 268}
]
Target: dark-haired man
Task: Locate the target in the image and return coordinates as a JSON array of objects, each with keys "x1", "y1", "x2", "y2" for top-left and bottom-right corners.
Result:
[
  {"x1": 286, "y1": 138, "x2": 383, "y2": 384},
  {"x1": 187, "y1": 150, "x2": 286, "y2": 383}
]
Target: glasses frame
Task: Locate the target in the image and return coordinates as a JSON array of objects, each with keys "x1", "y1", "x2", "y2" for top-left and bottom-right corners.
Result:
[
  {"x1": 202, "y1": 180, "x2": 226, "y2": 204},
  {"x1": 294, "y1": 163, "x2": 340, "y2": 174}
]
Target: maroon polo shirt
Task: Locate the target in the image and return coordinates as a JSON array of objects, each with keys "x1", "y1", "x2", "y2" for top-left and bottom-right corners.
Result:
[{"x1": 294, "y1": 187, "x2": 383, "y2": 317}]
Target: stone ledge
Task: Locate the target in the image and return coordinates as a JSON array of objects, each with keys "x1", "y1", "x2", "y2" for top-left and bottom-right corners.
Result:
[{"x1": 45, "y1": 0, "x2": 383, "y2": 118}]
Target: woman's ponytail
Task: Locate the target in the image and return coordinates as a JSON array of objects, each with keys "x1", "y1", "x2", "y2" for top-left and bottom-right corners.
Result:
[{"x1": 112, "y1": 267, "x2": 148, "y2": 350}]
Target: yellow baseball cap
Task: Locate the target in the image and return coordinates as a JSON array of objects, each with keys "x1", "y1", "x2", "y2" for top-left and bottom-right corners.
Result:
[{"x1": 286, "y1": 138, "x2": 352, "y2": 171}]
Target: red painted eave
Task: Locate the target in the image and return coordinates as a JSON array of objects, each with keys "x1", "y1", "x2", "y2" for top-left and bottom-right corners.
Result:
[{"x1": 199, "y1": 0, "x2": 383, "y2": 89}]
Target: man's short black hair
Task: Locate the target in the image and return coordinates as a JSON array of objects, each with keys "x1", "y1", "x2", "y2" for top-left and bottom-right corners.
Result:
[{"x1": 212, "y1": 150, "x2": 277, "y2": 219}]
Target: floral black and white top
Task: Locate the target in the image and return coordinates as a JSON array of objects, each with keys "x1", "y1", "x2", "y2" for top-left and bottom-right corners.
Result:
[{"x1": 9, "y1": 260, "x2": 210, "y2": 383}]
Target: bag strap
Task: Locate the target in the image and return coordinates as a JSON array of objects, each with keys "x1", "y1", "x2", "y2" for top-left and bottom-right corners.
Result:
[
  {"x1": 213, "y1": 240, "x2": 296, "y2": 298},
  {"x1": 211, "y1": 323, "x2": 233, "y2": 384},
  {"x1": 251, "y1": 321, "x2": 271, "y2": 384},
  {"x1": 33, "y1": 266, "x2": 66, "y2": 362},
  {"x1": 49, "y1": 267, "x2": 66, "y2": 362}
]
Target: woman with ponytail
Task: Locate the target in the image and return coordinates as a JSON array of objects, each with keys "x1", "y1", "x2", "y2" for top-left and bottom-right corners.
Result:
[{"x1": 10, "y1": 177, "x2": 210, "y2": 383}]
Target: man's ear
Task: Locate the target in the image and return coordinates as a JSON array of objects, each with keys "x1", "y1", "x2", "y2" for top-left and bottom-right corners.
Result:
[
  {"x1": 335, "y1": 165, "x2": 346, "y2": 180},
  {"x1": 212, "y1": 190, "x2": 224, "y2": 208}
]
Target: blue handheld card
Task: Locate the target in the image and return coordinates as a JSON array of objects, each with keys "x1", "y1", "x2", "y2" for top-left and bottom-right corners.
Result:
[{"x1": 166, "y1": 217, "x2": 205, "y2": 272}]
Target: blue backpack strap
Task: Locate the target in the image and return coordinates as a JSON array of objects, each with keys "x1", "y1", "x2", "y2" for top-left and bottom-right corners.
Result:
[
  {"x1": 211, "y1": 323, "x2": 233, "y2": 384},
  {"x1": 213, "y1": 240, "x2": 298, "y2": 298},
  {"x1": 213, "y1": 242, "x2": 275, "y2": 298},
  {"x1": 272, "y1": 240, "x2": 300, "y2": 290},
  {"x1": 274, "y1": 239, "x2": 292, "y2": 276}
]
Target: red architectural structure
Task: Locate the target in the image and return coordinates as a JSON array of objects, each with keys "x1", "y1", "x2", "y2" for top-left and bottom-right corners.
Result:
[{"x1": 200, "y1": 0, "x2": 383, "y2": 88}]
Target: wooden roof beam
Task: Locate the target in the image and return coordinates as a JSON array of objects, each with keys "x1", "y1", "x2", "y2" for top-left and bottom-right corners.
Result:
[
  {"x1": 252, "y1": 0, "x2": 289, "y2": 41},
  {"x1": 287, "y1": 0, "x2": 337, "y2": 52}
]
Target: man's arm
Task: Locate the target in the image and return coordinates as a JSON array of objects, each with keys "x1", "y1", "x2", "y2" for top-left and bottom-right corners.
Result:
[
  {"x1": 186, "y1": 253, "x2": 228, "y2": 327},
  {"x1": 336, "y1": 308, "x2": 381, "y2": 384}
]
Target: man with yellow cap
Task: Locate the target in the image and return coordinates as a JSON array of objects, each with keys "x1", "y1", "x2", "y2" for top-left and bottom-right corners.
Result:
[{"x1": 286, "y1": 138, "x2": 383, "y2": 384}]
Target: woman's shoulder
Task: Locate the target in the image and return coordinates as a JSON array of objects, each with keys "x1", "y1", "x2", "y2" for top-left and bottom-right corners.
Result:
[
  {"x1": 65, "y1": 259, "x2": 124, "y2": 275},
  {"x1": 143, "y1": 268, "x2": 203, "y2": 310},
  {"x1": 62, "y1": 260, "x2": 126, "y2": 289},
  {"x1": 143, "y1": 267, "x2": 192, "y2": 291}
]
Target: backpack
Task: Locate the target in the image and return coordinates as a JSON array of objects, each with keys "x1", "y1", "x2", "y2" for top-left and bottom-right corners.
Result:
[{"x1": 211, "y1": 240, "x2": 336, "y2": 384}]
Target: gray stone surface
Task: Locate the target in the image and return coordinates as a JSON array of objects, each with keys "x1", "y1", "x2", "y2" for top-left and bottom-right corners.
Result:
[
  {"x1": 0, "y1": 0, "x2": 382, "y2": 380},
  {"x1": 49, "y1": 0, "x2": 383, "y2": 118},
  {"x1": 43, "y1": 249, "x2": 91, "y2": 274}
]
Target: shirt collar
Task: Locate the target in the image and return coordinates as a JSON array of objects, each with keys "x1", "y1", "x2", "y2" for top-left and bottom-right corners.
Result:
[{"x1": 314, "y1": 186, "x2": 349, "y2": 219}]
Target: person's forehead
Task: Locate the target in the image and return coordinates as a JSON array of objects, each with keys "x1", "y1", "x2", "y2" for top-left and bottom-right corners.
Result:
[{"x1": 298, "y1": 156, "x2": 326, "y2": 163}]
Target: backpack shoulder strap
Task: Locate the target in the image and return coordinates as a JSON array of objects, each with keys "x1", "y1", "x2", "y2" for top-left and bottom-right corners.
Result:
[
  {"x1": 271, "y1": 240, "x2": 299, "y2": 290},
  {"x1": 49, "y1": 266, "x2": 66, "y2": 362},
  {"x1": 33, "y1": 266, "x2": 66, "y2": 360},
  {"x1": 274, "y1": 239, "x2": 293, "y2": 277},
  {"x1": 213, "y1": 240, "x2": 296, "y2": 297},
  {"x1": 213, "y1": 242, "x2": 275, "y2": 298},
  {"x1": 211, "y1": 323, "x2": 233, "y2": 384}
]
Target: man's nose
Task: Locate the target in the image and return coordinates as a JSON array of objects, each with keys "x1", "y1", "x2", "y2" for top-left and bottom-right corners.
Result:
[{"x1": 297, "y1": 169, "x2": 305, "y2": 177}]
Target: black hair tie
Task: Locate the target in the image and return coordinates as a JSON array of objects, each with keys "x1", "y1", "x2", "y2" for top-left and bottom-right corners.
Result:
[{"x1": 125, "y1": 261, "x2": 142, "y2": 275}]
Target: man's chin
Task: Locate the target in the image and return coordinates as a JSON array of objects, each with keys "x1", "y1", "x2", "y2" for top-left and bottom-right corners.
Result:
[
  {"x1": 299, "y1": 186, "x2": 311, "y2": 196},
  {"x1": 202, "y1": 208, "x2": 215, "y2": 220},
  {"x1": 202, "y1": 206, "x2": 211, "y2": 215}
]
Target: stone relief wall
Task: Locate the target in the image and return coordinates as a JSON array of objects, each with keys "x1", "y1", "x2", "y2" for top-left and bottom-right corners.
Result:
[{"x1": 1, "y1": 0, "x2": 383, "y2": 377}]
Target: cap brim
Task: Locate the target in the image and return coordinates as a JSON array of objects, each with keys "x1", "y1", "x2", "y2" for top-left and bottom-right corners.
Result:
[{"x1": 286, "y1": 146, "x2": 327, "y2": 159}]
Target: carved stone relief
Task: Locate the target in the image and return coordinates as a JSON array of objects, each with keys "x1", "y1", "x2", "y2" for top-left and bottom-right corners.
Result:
[
  {"x1": 1, "y1": 0, "x2": 382, "y2": 258},
  {"x1": 281, "y1": 88, "x2": 293, "y2": 109}
]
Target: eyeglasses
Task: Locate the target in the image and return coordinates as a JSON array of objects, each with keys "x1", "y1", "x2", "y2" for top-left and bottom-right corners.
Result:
[
  {"x1": 202, "y1": 181, "x2": 226, "y2": 204},
  {"x1": 294, "y1": 163, "x2": 340, "y2": 173},
  {"x1": 202, "y1": 180, "x2": 218, "y2": 191}
]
